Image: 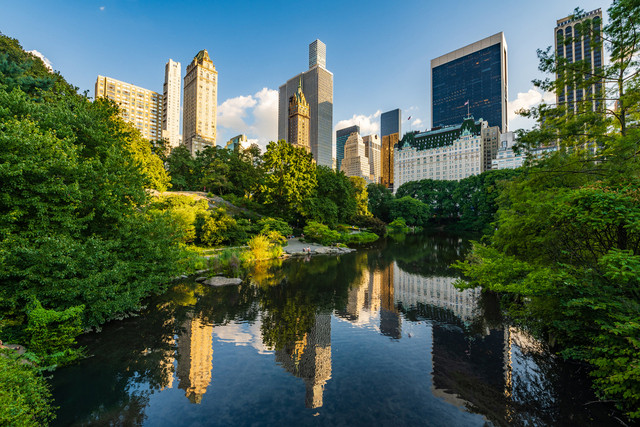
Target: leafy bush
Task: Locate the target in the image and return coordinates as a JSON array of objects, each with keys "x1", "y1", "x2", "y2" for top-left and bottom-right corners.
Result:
[
  {"x1": 199, "y1": 208, "x2": 244, "y2": 246},
  {"x1": 207, "y1": 249, "x2": 245, "y2": 278},
  {"x1": 0, "y1": 350, "x2": 56, "y2": 426},
  {"x1": 248, "y1": 235, "x2": 271, "y2": 260},
  {"x1": 303, "y1": 221, "x2": 341, "y2": 246},
  {"x1": 390, "y1": 196, "x2": 431, "y2": 226},
  {"x1": 352, "y1": 215, "x2": 387, "y2": 237},
  {"x1": 388, "y1": 218, "x2": 410, "y2": 234},
  {"x1": 258, "y1": 217, "x2": 293, "y2": 237},
  {"x1": 342, "y1": 232, "x2": 379, "y2": 246},
  {"x1": 150, "y1": 195, "x2": 209, "y2": 243},
  {"x1": 25, "y1": 300, "x2": 84, "y2": 367}
]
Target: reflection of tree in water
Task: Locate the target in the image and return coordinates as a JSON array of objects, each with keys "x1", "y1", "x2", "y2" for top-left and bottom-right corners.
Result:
[
  {"x1": 391, "y1": 231, "x2": 473, "y2": 277},
  {"x1": 256, "y1": 255, "x2": 357, "y2": 351},
  {"x1": 50, "y1": 292, "x2": 181, "y2": 426}
]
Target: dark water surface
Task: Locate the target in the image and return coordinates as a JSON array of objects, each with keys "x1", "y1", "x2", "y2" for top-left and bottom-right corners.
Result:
[{"x1": 51, "y1": 232, "x2": 615, "y2": 426}]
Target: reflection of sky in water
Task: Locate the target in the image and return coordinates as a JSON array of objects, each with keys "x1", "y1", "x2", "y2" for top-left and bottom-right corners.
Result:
[{"x1": 212, "y1": 318, "x2": 273, "y2": 355}]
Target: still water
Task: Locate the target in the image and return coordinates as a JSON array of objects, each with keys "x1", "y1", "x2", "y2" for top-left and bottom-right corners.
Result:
[{"x1": 51, "y1": 232, "x2": 613, "y2": 426}]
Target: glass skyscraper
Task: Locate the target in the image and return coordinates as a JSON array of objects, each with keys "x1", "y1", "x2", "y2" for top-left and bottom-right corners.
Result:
[
  {"x1": 431, "y1": 33, "x2": 508, "y2": 132},
  {"x1": 336, "y1": 125, "x2": 359, "y2": 172}
]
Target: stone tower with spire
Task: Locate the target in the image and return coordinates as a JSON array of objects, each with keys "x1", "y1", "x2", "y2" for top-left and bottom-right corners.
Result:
[{"x1": 288, "y1": 78, "x2": 311, "y2": 153}]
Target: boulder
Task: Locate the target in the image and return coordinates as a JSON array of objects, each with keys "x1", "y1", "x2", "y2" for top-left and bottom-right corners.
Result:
[{"x1": 203, "y1": 277, "x2": 243, "y2": 287}]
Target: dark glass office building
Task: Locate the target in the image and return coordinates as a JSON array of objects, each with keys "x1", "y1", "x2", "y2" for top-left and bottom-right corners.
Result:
[
  {"x1": 336, "y1": 125, "x2": 360, "y2": 172},
  {"x1": 431, "y1": 33, "x2": 508, "y2": 132},
  {"x1": 381, "y1": 109, "x2": 401, "y2": 139}
]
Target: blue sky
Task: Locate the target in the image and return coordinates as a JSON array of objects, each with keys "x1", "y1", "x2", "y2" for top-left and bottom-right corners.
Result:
[{"x1": 1, "y1": 0, "x2": 609, "y2": 149}]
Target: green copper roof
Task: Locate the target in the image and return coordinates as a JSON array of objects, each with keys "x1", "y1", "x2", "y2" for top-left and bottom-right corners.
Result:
[
  {"x1": 396, "y1": 117, "x2": 483, "y2": 151},
  {"x1": 194, "y1": 49, "x2": 211, "y2": 63}
]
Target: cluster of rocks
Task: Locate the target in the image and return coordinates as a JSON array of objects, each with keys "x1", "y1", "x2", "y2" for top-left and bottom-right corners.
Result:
[{"x1": 285, "y1": 246, "x2": 355, "y2": 257}]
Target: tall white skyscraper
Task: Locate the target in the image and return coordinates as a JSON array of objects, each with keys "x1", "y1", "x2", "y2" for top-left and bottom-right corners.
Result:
[{"x1": 162, "y1": 59, "x2": 181, "y2": 148}]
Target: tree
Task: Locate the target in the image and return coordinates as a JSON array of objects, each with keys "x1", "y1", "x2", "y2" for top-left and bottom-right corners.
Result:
[
  {"x1": 0, "y1": 34, "x2": 187, "y2": 329},
  {"x1": 366, "y1": 183, "x2": 394, "y2": 222},
  {"x1": 166, "y1": 145, "x2": 196, "y2": 190},
  {"x1": 305, "y1": 166, "x2": 356, "y2": 226},
  {"x1": 349, "y1": 176, "x2": 371, "y2": 217},
  {"x1": 198, "y1": 146, "x2": 233, "y2": 195},
  {"x1": 456, "y1": 1, "x2": 640, "y2": 418},
  {"x1": 389, "y1": 196, "x2": 431, "y2": 227},
  {"x1": 396, "y1": 179, "x2": 457, "y2": 222},
  {"x1": 258, "y1": 140, "x2": 317, "y2": 220}
]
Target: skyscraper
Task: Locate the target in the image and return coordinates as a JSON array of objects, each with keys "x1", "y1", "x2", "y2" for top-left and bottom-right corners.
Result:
[
  {"x1": 94, "y1": 75, "x2": 162, "y2": 141},
  {"x1": 288, "y1": 79, "x2": 311, "y2": 153},
  {"x1": 362, "y1": 134, "x2": 381, "y2": 184},
  {"x1": 162, "y1": 59, "x2": 181, "y2": 148},
  {"x1": 336, "y1": 125, "x2": 360, "y2": 172},
  {"x1": 278, "y1": 40, "x2": 333, "y2": 167},
  {"x1": 431, "y1": 32, "x2": 508, "y2": 132},
  {"x1": 381, "y1": 109, "x2": 401, "y2": 190},
  {"x1": 340, "y1": 131, "x2": 370, "y2": 181},
  {"x1": 183, "y1": 49, "x2": 217, "y2": 155},
  {"x1": 554, "y1": 9, "x2": 603, "y2": 113}
]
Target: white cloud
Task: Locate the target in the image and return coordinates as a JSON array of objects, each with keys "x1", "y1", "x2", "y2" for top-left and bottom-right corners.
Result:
[
  {"x1": 99, "y1": 6, "x2": 105, "y2": 11},
  {"x1": 27, "y1": 50, "x2": 52, "y2": 71},
  {"x1": 508, "y1": 88, "x2": 554, "y2": 117},
  {"x1": 218, "y1": 95, "x2": 257, "y2": 130},
  {"x1": 335, "y1": 110, "x2": 381, "y2": 137},
  {"x1": 213, "y1": 320, "x2": 272, "y2": 354},
  {"x1": 411, "y1": 118, "x2": 424, "y2": 130},
  {"x1": 217, "y1": 88, "x2": 277, "y2": 151},
  {"x1": 508, "y1": 88, "x2": 555, "y2": 131}
]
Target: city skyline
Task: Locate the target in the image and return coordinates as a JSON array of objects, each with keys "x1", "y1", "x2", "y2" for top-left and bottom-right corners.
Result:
[{"x1": 1, "y1": 0, "x2": 610, "y2": 149}]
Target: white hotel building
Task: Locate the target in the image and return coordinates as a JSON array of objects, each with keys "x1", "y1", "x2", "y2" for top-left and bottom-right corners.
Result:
[{"x1": 394, "y1": 117, "x2": 500, "y2": 189}]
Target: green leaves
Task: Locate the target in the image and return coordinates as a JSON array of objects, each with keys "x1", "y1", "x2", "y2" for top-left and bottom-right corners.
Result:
[{"x1": 258, "y1": 140, "x2": 317, "y2": 220}]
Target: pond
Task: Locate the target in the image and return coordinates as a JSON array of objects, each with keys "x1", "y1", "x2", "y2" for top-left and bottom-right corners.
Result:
[{"x1": 50, "y1": 232, "x2": 614, "y2": 426}]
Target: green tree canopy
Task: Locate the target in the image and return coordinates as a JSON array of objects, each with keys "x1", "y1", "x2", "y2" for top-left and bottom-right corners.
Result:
[
  {"x1": 456, "y1": 1, "x2": 640, "y2": 418},
  {"x1": 258, "y1": 140, "x2": 317, "y2": 220}
]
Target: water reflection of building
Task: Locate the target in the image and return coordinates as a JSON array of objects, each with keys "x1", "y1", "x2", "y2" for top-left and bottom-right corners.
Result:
[
  {"x1": 275, "y1": 313, "x2": 332, "y2": 409},
  {"x1": 431, "y1": 324, "x2": 508, "y2": 421},
  {"x1": 177, "y1": 314, "x2": 214, "y2": 404},
  {"x1": 393, "y1": 264, "x2": 481, "y2": 322},
  {"x1": 378, "y1": 264, "x2": 402, "y2": 338},
  {"x1": 159, "y1": 315, "x2": 176, "y2": 390}
]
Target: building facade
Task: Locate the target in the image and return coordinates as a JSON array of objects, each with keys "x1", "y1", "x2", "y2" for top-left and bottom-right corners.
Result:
[
  {"x1": 336, "y1": 125, "x2": 360, "y2": 172},
  {"x1": 340, "y1": 132, "x2": 370, "y2": 181},
  {"x1": 381, "y1": 109, "x2": 401, "y2": 190},
  {"x1": 288, "y1": 80, "x2": 311, "y2": 153},
  {"x1": 183, "y1": 49, "x2": 218, "y2": 155},
  {"x1": 225, "y1": 134, "x2": 248, "y2": 151},
  {"x1": 395, "y1": 117, "x2": 498, "y2": 189},
  {"x1": 278, "y1": 40, "x2": 333, "y2": 167},
  {"x1": 431, "y1": 32, "x2": 508, "y2": 132},
  {"x1": 94, "y1": 75, "x2": 162, "y2": 140},
  {"x1": 555, "y1": 8, "x2": 603, "y2": 113},
  {"x1": 362, "y1": 134, "x2": 381, "y2": 184},
  {"x1": 492, "y1": 131, "x2": 524, "y2": 170},
  {"x1": 482, "y1": 125, "x2": 501, "y2": 172},
  {"x1": 492, "y1": 131, "x2": 558, "y2": 170},
  {"x1": 162, "y1": 59, "x2": 181, "y2": 148}
]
